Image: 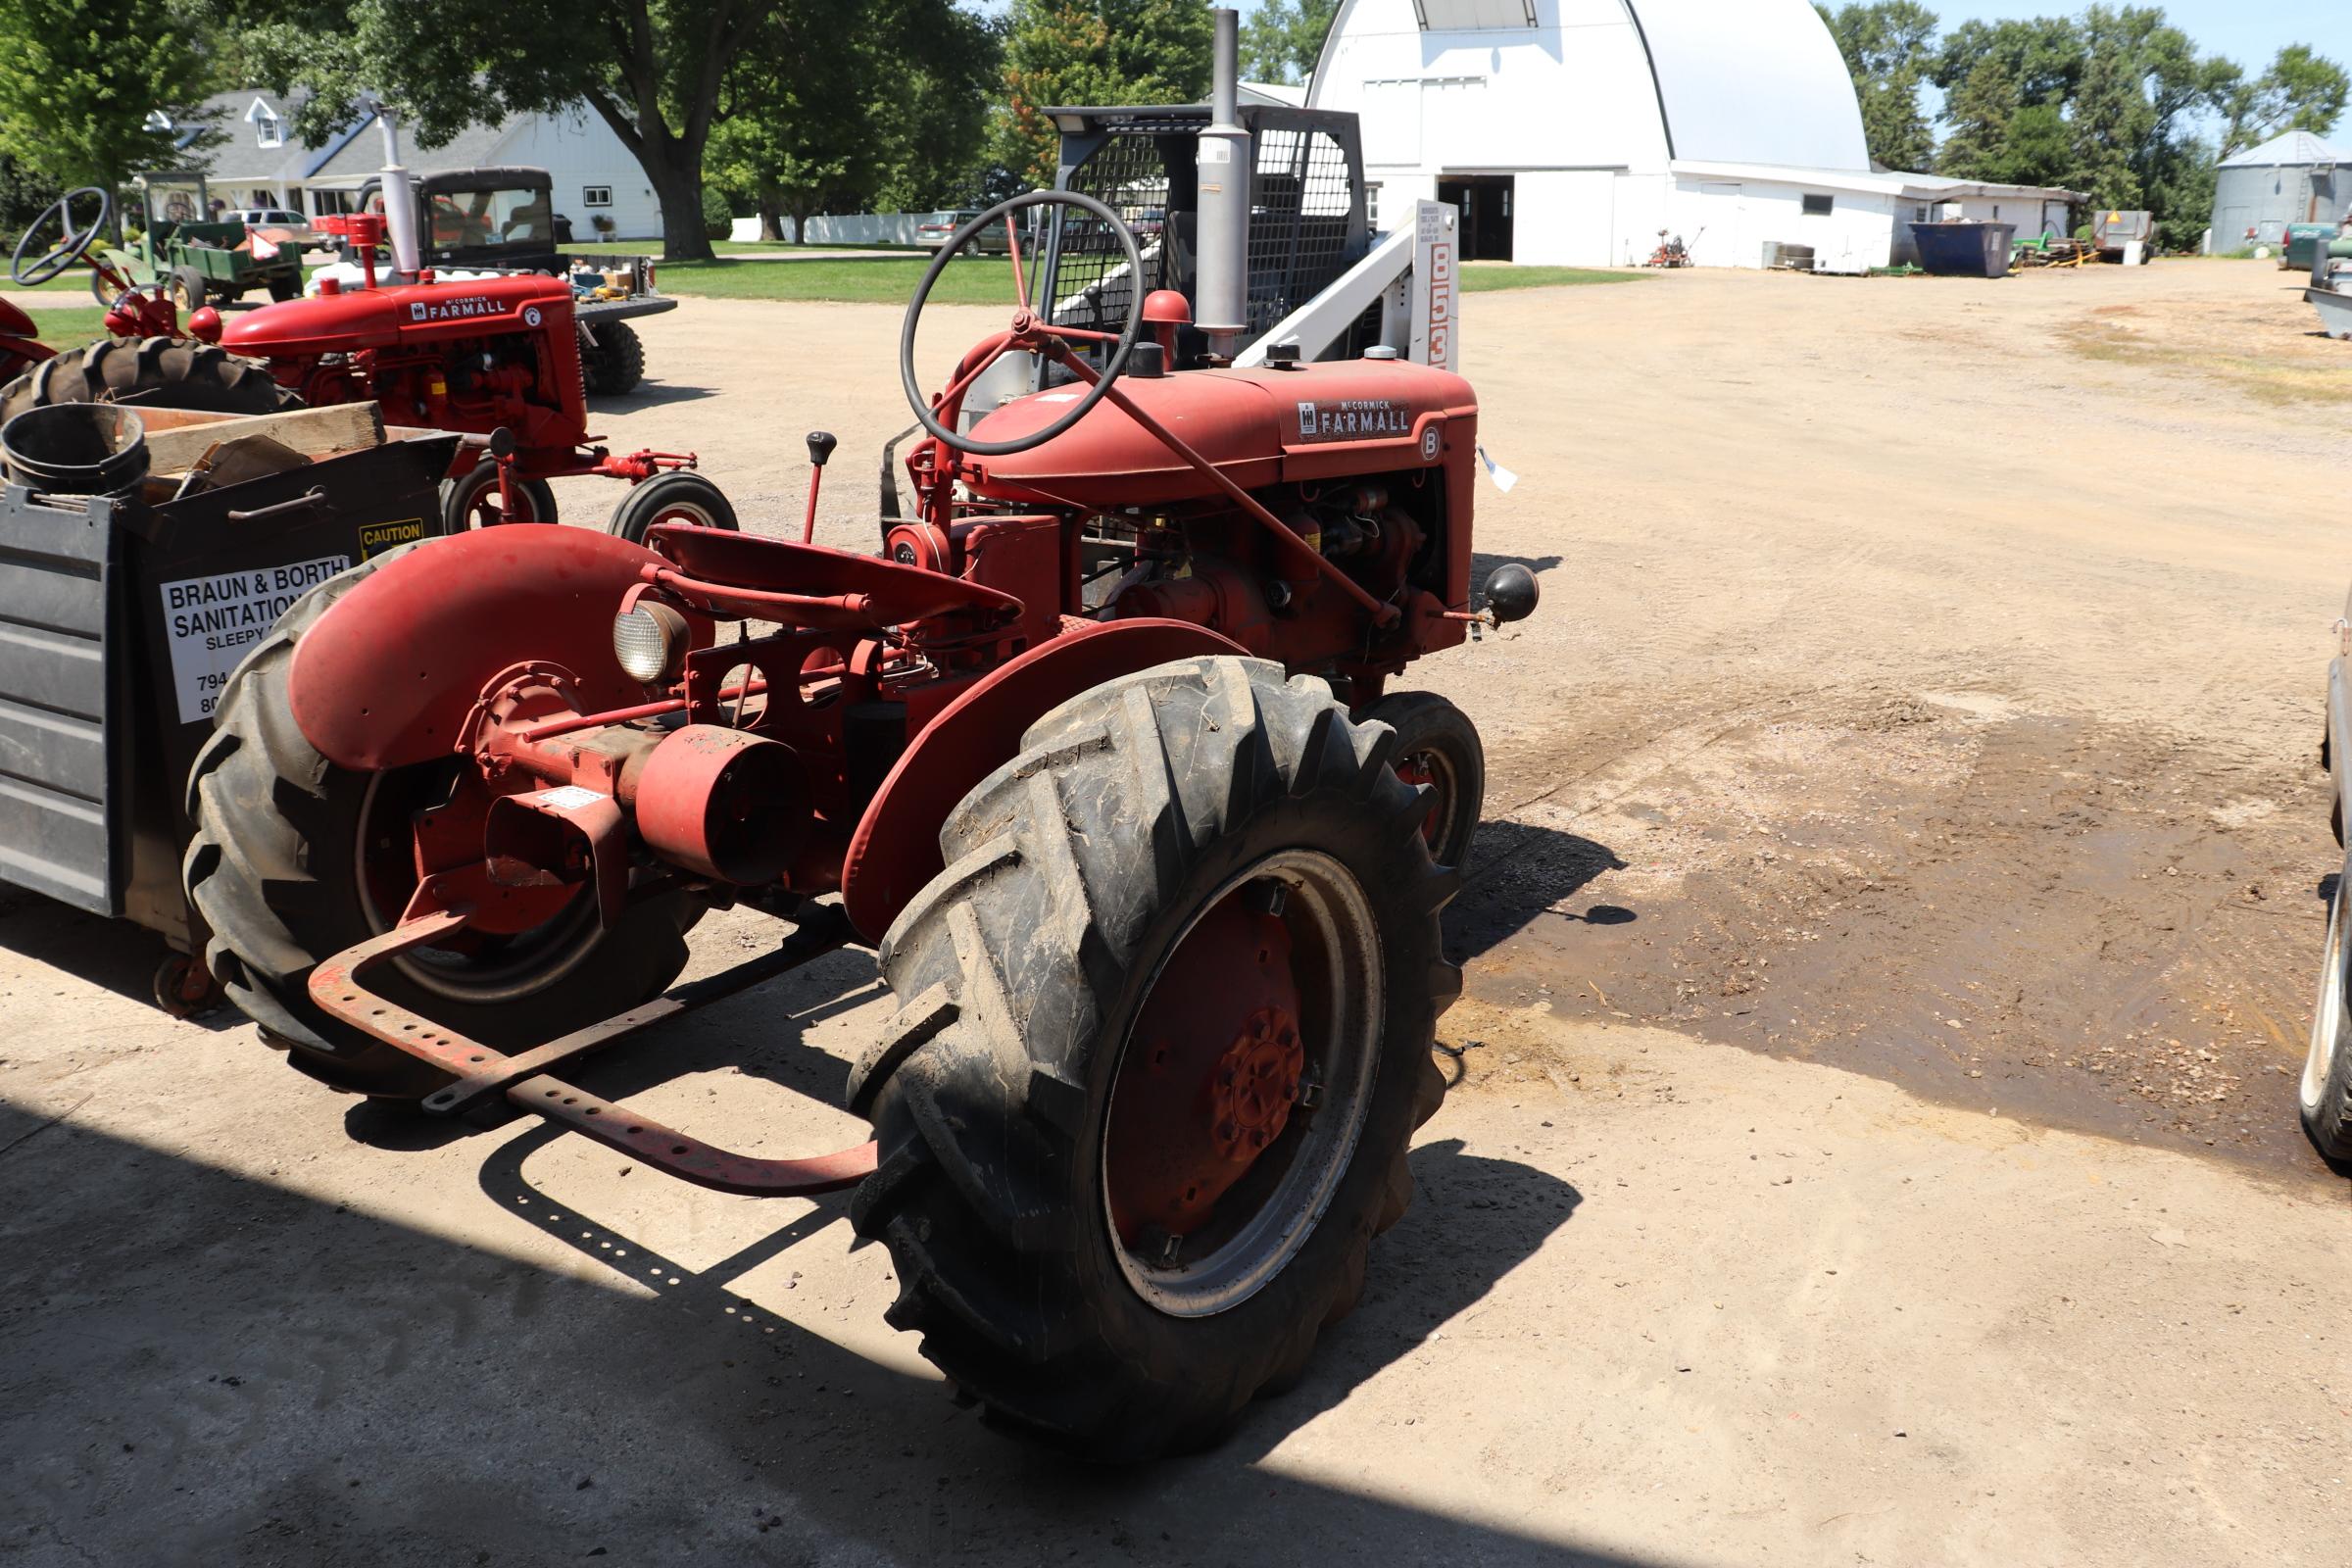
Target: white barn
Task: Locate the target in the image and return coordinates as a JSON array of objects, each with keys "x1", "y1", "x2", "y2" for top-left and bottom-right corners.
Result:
[{"x1": 1308, "y1": 0, "x2": 2074, "y2": 270}]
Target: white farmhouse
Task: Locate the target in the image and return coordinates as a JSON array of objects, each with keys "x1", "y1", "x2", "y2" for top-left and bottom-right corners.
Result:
[
  {"x1": 175, "y1": 91, "x2": 664, "y2": 242},
  {"x1": 1308, "y1": 0, "x2": 2076, "y2": 270}
]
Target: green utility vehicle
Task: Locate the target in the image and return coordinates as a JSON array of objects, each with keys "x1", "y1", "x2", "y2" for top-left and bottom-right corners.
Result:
[{"x1": 95, "y1": 172, "x2": 309, "y2": 314}]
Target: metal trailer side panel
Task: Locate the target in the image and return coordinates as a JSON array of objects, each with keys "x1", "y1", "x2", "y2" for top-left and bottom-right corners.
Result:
[{"x1": 0, "y1": 486, "x2": 122, "y2": 915}]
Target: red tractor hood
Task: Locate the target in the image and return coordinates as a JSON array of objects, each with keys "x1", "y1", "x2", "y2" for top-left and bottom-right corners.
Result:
[
  {"x1": 0, "y1": 297, "x2": 35, "y2": 339},
  {"x1": 222, "y1": 273, "x2": 574, "y2": 358},
  {"x1": 969, "y1": 359, "x2": 1477, "y2": 508}
]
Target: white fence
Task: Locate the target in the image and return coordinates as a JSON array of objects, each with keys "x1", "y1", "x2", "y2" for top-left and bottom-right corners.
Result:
[{"x1": 727, "y1": 211, "x2": 958, "y2": 246}]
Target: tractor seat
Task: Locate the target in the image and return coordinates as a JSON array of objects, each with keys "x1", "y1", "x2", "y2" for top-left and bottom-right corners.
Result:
[{"x1": 646, "y1": 524, "x2": 1021, "y2": 630}]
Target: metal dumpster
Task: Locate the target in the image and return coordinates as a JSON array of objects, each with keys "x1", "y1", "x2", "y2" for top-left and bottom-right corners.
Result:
[
  {"x1": 0, "y1": 430, "x2": 462, "y2": 1004},
  {"x1": 1908, "y1": 221, "x2": 2018, "y2": 278}
]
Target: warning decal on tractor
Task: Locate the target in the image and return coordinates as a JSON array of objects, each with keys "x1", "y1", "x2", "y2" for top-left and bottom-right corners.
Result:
[
  {"x1": 159, "y1": 555, "x2": 349, "y2": 723},
  {"x1": 358, "y1": 517, "x2": 427, "y2": 559}
]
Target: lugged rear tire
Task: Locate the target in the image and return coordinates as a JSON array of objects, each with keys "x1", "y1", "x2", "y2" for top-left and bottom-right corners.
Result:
[
  {"x1": 0, "y1": 334, "x2": 298, "y2": 424},
  {"x1": 183, "y1": 549, "x2": 700, "y2": 1100},
  {"x1": 850, "y1": 656, "x2": 1457, "y2": 1460}
]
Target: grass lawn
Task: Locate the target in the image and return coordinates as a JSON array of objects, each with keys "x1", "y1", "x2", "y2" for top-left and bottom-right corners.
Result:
[
  {"x1": 697, "y1": 238, "x2": 928, "y2": 256},
  {"x1": 661, "y1": 254, "x2": 1649, "y2": 306},
  {"x1": 1459, "y1": 265, "x2": 1648, "y2": 291},
  {"x1": 659, "y1": 255, "x2": 1022, "y2": 305},
  {"x1": 6, "y1": 305, "x2": 116, "y2": 344}
]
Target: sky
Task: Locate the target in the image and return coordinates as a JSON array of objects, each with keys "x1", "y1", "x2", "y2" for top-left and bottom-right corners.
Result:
[{"x1": 1227, "y1": 0, "x2": 2351, "y2": 141}]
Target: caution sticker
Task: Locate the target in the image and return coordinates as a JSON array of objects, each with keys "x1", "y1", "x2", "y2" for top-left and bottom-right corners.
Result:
[
  {"x1": 159, "y1": 555, "x2": 349, "y2": 723},
  {"x1": 358, "y1": 516, "x2": 427, "y2": 559}
]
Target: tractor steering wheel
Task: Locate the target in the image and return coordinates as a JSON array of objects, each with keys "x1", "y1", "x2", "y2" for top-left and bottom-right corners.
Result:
[
  {"x1": 899, "y1": 189, "x2": 1145, "y2": 458},
  {"x1": 12, "y1": 187, "x2": 112, "y2": 288}
]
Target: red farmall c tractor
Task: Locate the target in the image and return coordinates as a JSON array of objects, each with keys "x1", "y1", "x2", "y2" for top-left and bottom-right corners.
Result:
[
  {"x1": 3, "y1": 191, "x2": 728, "y2": 541},
  {"x1": 184, "y1": 185, "x2": 1536, "y2": 1459}
]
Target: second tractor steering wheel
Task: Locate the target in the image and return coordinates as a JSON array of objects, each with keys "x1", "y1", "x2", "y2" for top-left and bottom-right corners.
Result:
[
  {"x1": 12, "y1": 187, "x2": 112, "y2": 288},
  {"x1": 899, "y1": 189, "x2": 1147, "y2": 458}
]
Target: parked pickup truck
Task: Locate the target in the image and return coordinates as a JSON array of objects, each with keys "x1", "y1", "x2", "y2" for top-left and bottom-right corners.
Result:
[{"x1": 335, "y1": 166, "x2": 674, "y2": 396}]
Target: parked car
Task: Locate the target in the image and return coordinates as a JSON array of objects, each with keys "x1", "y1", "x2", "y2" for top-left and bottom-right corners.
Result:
[
  {"x1": 222, "y1": 207, "x2": 314, "y2": 236},
  {"x1": 916, "y1": 210, "x2": 1021, "y2": 256}
]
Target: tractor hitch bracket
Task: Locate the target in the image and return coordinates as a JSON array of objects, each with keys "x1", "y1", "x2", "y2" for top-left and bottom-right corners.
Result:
[{"x1": 307, "y1": 903, "x2": 876, "y2": 1199}]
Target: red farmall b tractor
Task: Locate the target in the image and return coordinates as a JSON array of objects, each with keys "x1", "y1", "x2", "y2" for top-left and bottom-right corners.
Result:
[
  {"x1": 3, "y1": 190, "x2": 727, "y2": 541},
  {"x1": 185, "y1": 173, "x2": 1535, "y2": 1457}
]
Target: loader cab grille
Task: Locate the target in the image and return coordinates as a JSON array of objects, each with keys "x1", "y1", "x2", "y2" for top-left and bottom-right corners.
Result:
[{"x1": 1046, "y1": 103, "x2": 1369, "y2": 368}]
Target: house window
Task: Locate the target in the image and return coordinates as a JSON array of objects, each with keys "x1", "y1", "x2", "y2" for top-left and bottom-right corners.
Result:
[
  {"x1": 1801, "y1": 193, "x2": 1834, "y2": 216},
  {"x1": 1914, "y1": 206, "x2": 1928, "y2": 221},
  {"x1": 255, "y1": 111, "x2": 281, "y2": 149},
  {"x1": 1365, "y1": 182, "x2": 1381, "y2": 230},
  {"x1": 1991, "y1": 204, "x2": 2001, "y2": 220},
  {"x1": 582, "y1": 185, "x2": 612, "y2": 208}
]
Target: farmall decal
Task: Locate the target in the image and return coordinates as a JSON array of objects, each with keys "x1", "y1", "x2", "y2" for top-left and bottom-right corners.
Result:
[
  {"x1": 1294, "y1": 399, "x2": 1413, "y2": 443},
  {"x1": 409, "y1": 295, "x2": 505, "y2": 323}
]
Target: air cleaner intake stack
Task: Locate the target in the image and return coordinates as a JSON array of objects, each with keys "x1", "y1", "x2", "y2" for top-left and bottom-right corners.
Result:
[{"x1": 1195, "y1": 7, "x2": 1250, "y2": 364}]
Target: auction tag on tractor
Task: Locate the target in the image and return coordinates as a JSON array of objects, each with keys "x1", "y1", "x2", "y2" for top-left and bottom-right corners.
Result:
[{"x1": 158, "y1": 555, "x2": 349, "y2": 723}]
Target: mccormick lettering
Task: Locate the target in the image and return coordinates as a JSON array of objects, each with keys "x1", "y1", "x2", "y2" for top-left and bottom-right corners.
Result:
[
  {"x1": 1294, "y1": 399, "x2": 1413, "y2": 443},
  {"x1": 408, "y1": 295, "x2": 505, "y2": 322}
]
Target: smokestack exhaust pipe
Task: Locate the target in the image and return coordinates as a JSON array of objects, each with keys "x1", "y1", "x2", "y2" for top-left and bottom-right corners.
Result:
[{"x1": 1195, "y1": 7, "x2": 1250, "y2": 364}]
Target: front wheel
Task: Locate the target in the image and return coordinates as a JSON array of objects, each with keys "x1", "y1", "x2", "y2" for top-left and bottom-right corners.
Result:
[
  {"x1": 166, "y1": 267, "x2": 206, "y2": 317},
  {"x1": 2303, "y1": 859, "x2": 2352, "y2": 1165},
  {"x1": 183, "y1": 550, "x2": 700, "y2": 1100},
  {"x1": 1359, "y1": 690, "x2": 1486, "y2": 869},
  {"x1": 607, "y1": 470, "x2": 737, "y2": 545},
  {"x1": 440, "y1": 460, "x2": 558, "y2": 530},
  {"x1": 850, "y1": 657, "x2": 1456, "y2": 1459}
]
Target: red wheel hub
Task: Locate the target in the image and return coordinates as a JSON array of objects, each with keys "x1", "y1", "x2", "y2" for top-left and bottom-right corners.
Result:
[
  {"x1": 1104, "y1": 893, "x2": 1304, "y2": 1245},
  {"x1": 1210, "y1": 1008, "x2": 1305, "y2": 1162},
  {"x1": 1396, "y1": 753, "x2": 1442, "y2": 844}
]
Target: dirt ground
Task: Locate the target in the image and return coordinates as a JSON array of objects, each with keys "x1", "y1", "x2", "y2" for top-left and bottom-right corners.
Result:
[{"x1": 4, "y1": 258, "x2": 2349, "y2": 1565}]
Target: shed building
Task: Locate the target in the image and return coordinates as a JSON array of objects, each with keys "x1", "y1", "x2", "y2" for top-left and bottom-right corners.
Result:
[
  {"x1": 2211, "y1": 130, "x2": 2348, "y2": 249},
  {"x1": 1307, "y1": 0, "x2": 2074, "y2": 270}
]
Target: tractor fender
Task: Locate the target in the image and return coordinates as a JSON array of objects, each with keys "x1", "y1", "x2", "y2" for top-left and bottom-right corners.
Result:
[
  {"x1": 288, "y1": 525, "x2": 662, "y2": 771},
  {"x1": 840, "y1": 617, "x2": 1247, "y2": 942}
]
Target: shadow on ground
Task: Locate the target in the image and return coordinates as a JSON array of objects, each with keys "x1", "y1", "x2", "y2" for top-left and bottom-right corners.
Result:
[
  {"x1": 1, "y1": 963, "x2": 1642, "y2": 1566},
  {"x1": 0, "y1": 889, "x2": 240, "y2": 1031},
  {"x1": 591, "y1": 381, "x2": 718, "y2": 412},
  {"x1": 1448, "y1": 818, "x2": 1630, "y2": 963}
]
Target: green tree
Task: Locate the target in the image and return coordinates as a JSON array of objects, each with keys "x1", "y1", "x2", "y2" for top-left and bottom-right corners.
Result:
[
  {"x1": 1936, "y1": 51, "x2": 2016, "y2": 179},
  {"x1": 1815, "y1": 3, "x2": 1938, "y2": 171},
  {"x1": 706, "y1": 0, "x2": 999, "y2": 242},
  {"x1": 994, "y1": 0, "x2": 1212, "y2": 188},
  {"x1": 220, "y1": 0, "x2": 807, "y2": 262},
  {"x1": 0, "y1": 0, "x2": 219, "y2": 240},
  {"x1": 1933, "y1": 15, "x2": 2087, "y2": 109},
  {"x1": 1242, "y1": 0, "x2": 1334, "y2": 86},
  {"x1": 2219, "y1": 44, "x2": 2351, "y2": 158}
]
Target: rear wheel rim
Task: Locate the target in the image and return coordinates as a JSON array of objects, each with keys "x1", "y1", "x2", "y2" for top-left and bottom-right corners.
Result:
[
  {"x1": 2304, "y1": 872, "x2": 2347, "y2": 1113},
  {"x1": 1102, "y1": 848, "x2": 1382, "y2": 1317},
  {"x1": 462, "y1": 472, "x2": 535, "y2": 528},
  {"x1": 354, "y1": 765, "x2": 606, "y2": 1004}
]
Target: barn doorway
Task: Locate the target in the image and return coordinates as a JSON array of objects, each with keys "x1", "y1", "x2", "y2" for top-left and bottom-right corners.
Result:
[{"x1": 1438, "y1": 174, "x2": 1515, "y2": 262}]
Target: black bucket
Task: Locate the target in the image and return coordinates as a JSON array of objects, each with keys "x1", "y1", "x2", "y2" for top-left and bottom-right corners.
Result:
[{"x1": 1, "y1": 404, "x2": 150, "y2": 494}]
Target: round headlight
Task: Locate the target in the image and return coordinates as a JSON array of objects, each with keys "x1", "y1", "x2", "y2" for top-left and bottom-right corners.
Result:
[{"x1": 612, "y1": 601, "x2": 689, "y2": 684}]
